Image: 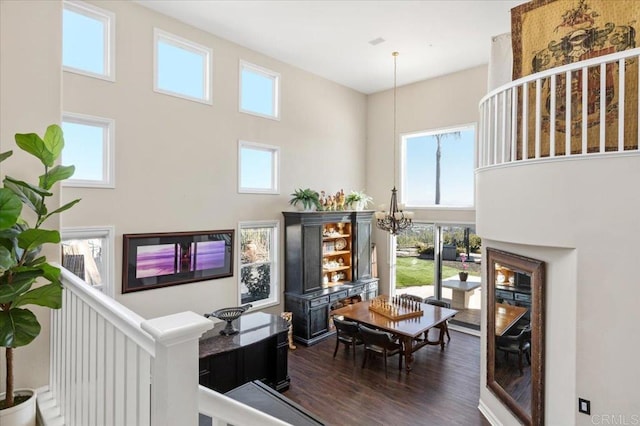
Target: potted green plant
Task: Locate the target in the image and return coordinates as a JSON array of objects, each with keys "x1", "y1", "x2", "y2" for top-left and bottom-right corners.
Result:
[
  {"x1": 289, "y1": 188, "x2": 320, "y2": 211},
  {"x1": 344, "y1": 190, "x2": 373, "y2": 211},
  {"x1": 0, "y1": 125, "x2": 80, "y2": 426}
]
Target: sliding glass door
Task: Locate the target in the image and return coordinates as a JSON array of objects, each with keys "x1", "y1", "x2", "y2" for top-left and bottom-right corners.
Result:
[{"x1": 394, "y1": 222, "x2": 482, "y2": 330}]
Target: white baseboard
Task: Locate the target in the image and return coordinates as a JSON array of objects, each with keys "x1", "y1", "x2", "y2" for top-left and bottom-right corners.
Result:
[
  {"x1": 478, "y1": 399, "x2": 503, "y2": 426},
  {"x1": 449, "y1": 323, "x2": 481, "y2": 337},
  {"x1": 36, "y1": 387, "x2": 65, "y2": 426}
]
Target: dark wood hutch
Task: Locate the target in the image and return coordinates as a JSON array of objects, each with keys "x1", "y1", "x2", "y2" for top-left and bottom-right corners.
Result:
[{"x1": 283, "y1": 211, "x2": 378, "y2": 345}]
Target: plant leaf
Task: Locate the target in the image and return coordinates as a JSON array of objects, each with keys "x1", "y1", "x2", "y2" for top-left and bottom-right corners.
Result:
[
  {"x1": 0, "y1": 150, "x2": 13, "y2": 163},
  {"x1": 13, "y1": 282, "x2": 62, "y2": 309},
  {"x1": 3, "y1": 178, "x2": 46, "y2": 216},
  {"x1": 43, "y1": 124, "x2": 64, "y2": 161},
  {"x1": 0, "y1": 188, "x2": 22, "y2": 229},
  {"x1": 4, "y1": 176, "x2": 52, "y2": 197},
  {"x1": 15, "y1": 132, "x2": 54, "y2": 167},
  {"x1": 17, "y1": 229, "x2": 60, "y2": 251},
  {"x1": 39, "y1": 165, "x2": 75, "y2": 190},
  {"x1": 0, "y1": 308, "x2": 41, "y2": 348},
  {"x1": 0, "y1": 245, "x2": 14, "y2": 270},
  {"x1": 40, "y1": 263, "x2": 61, "y2": 282},
  {"x1": 43, "y1": 199, "x2": 81, "y2": 222},
  {"x1": 0, "y1": 273, "x2": 36, "y2": 304}
]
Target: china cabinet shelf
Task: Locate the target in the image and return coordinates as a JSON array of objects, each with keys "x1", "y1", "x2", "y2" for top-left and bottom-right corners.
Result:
[{"x1": 323, "y1": 250, "x2": 350, "y2": 257}]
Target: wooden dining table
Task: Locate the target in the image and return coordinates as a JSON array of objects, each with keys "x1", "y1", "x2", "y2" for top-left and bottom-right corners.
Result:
[
  {"x1": 331, "y1": 296, "x2": 458, "y2": 372},
  {"x1": 494, "y1": 303, "x2": 528, "y2": 336}
]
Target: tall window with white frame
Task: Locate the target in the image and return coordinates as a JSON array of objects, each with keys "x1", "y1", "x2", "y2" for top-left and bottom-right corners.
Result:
[
  {"x1": 62, "y1": 0, "x2": 115, "y2": 80},
  {"x1": 239, "y1": 60, "x2": 280, "y2": 120},
  {"x1": 154, "y1": 28, "x2": 212, "y2": 104},
  {"x1": 62, "y1": 113, "x2": 115, "y2": 188},
  {"x1": 239, "y1": 221, "x2": 279, "y2": 308},
  {"x1": 401, "y1": 125, "x2": 476, "y2": 208},
  {"x1": 61, "y1": 227, "x2": 114, "y2": 297},
  {"x1": 238, "y1": 140, "x2": 280, "y2": 194}
]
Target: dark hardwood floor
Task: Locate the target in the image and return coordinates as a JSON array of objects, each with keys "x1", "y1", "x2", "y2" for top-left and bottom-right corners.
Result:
[{"x1": 283, "y1": 330, "x2": 489, "y2": 426}]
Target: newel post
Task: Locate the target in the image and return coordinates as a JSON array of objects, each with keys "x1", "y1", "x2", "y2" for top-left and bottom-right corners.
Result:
[{"x1": 141, "y1": 311, "x2": 213, "y2": 426}]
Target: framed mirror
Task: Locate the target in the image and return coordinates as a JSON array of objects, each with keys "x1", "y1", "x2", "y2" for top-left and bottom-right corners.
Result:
[{"x1": 486, "y1": 248, "x2": 545, "y2": 426}]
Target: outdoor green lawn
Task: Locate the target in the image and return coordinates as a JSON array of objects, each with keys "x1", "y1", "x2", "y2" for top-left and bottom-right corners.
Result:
[{"x1": 396, "y1": 257, "x2": 477, "y2": 288}]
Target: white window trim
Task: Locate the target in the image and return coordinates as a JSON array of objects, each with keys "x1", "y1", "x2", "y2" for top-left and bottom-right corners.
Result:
[
  {"x1": 61, "y1": 226, "x2": 115, "y2": 297},
  {"x1": 399, "y1": 122, "x2": 477, "y2": 209},
  {"x1": 237, "y1": 140, "x2": 280, "y2": 194},
  {"x1": 153, "y1": 28, "x2": 213, "y2": 105},
  {"x1": 239, "y1": 60, "x2": 281, "y2": 120},
  {"x1": 62, "y1": 112, "x2": 115, "y2": 188},
  {"x1": 62, "y1": 0, "x2": 116, "y2": 82},
  {"x1": 238, "y1": 220, "x2": 280, "y2": 310}
]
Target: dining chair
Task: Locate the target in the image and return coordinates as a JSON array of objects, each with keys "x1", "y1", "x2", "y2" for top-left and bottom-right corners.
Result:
[
  {"x1": 359, "y1": 325, "x2": 403, "y2": 377},
  {"x1": 496, "y1": 324, "x2": 532, "y2": 374},
  {"x1": 398, "y1": 293, "x2": 424, "y2": 303},
  {"x1": 332, "y1": 317, "x2": 363, "y2": 364},
  {"x1": 425, "y1": 298, "x2": 452, "y2": 342}
]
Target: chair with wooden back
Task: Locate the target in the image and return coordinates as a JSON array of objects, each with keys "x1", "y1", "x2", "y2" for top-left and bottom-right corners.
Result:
[
  {"x1": 359, "y1": 325, "x2": 403, "y2": 377},
  {"x1": 332, "y1": 316, "x2": 363, "y2": 364}
]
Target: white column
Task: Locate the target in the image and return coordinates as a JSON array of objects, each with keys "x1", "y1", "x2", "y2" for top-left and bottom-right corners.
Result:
[{"x1": 141, "y1": 311, "x2": 213, "y2": 426}]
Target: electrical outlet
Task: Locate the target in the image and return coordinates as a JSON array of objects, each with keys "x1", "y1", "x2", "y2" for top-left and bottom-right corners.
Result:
[{"x1": 578, "y1": 398, "x2": 591, "y2": 415}]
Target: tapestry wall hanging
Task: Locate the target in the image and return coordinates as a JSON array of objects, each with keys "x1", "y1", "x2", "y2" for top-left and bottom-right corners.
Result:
[{"x1": 511, "y1": 0, "x2": 639, "y2": 157}]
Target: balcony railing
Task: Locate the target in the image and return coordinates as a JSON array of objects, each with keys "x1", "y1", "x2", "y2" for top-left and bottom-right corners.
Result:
[
  {"x1": 478, "y1": 48, "x2": 640, "y2": 168},
  {"x1": 38, "y1": 266, "x2": 288, "y2": 426}
]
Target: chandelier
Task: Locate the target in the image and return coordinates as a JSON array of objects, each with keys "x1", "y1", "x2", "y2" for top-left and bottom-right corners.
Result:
[{"x1": 375, "y1": 52, "x2": 413, "y2": 235}]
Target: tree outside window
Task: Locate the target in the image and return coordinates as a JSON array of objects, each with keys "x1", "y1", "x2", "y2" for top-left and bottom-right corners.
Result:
[
  {"x1": 401, "y1": 125, "x2": 475, "y2": 207},
  {"x1": 239, "y1": 221, "x2": 279, "y2": 307}
]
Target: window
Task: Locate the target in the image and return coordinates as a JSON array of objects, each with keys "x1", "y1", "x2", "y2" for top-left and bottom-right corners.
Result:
[
  {"x1": 154, "y1": 29, "x2": 212, "y2": 104},
  {"x1": 401, "y1": 124, "x2": 476, "y2": 208},
  {"x1": 62, "y1": 0, "x2": 115, "y2": 80},
  {"x1": 62, "y1": 113, "x2": 115, "y2": 188},
  {"x1": 238, "y1": 141, "x2": 280, "y2": 194},
  {"x1": 239, "y1": 221, "x2": 279, "y2": 308},
  {"x1": 61, "y1": 226, "x2": 115, "y2": 297},
  {"x1": 239, "y1": 61, "x2": 280, "y2": 120}
]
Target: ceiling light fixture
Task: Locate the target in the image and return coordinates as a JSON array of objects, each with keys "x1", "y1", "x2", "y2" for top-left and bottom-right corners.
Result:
[{"x1": 375, "y1": 52, "x2": 413, "y2": 235}]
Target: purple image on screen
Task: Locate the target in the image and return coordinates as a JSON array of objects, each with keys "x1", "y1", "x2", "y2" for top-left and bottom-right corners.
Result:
[
  {"x1": 195, "y1": 240, "x2": 225, "y2": 271},
  {"x1": 136, "y1": 244, "x2": 176, "y2": 278}
]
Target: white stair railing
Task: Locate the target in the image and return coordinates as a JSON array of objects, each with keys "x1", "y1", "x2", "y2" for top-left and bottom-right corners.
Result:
[
  {"x1": 40, "y1": 266, "x2": 288, "y2": 425},
  {"x1": 479, "y1": 47, "x2": 640, "y2": 168}
]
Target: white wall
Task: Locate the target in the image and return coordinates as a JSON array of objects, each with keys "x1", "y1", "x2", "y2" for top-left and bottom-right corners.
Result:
[
  {"x1": 477, "y1": 155, "x2": 640, "y2": 424},
  {"x1": 61, "y1": 1, "x2": 367, "y2": 319},
  {"x1": 366, "y1": 66, "x2": 484, "y2": 294},
  {"x1": 0, "y1": 0, "x2": 62, "y2": 393}
]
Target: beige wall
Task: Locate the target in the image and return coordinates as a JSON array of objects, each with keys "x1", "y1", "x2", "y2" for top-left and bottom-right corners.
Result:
[
  {"x1": 61, "y1": 0, "x2": 367, "y2": 319},
  {"x1": 0, "y1": 0, "x2": 62, "y2": 393},
  {"x1": 477, "y1": 156, "x2": 640, "y2": 424},
  {"x1": 366, "y1": 66, "x2": 484, "y2": 294}
]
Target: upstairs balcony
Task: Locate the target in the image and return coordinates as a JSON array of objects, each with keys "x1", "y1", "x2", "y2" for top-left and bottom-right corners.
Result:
[{"x1": 478, "y1": 48, "x2": 640, "y2": 168}]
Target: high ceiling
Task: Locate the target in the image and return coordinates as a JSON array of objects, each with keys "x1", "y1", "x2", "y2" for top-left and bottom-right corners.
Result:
[{"x1": 137, "y1": 0, "x2": 526, "y2": 94}]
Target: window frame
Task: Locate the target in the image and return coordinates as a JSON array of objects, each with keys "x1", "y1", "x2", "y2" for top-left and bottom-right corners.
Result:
[
  {"x1": 61, "y1": 226, "x2": 115, "y2": 297},
  {"x1": 399, "y1": 123, "x2": 477, "y2": 210},
  {"x1": 237, "y1": 140, "x2": 280, "y2": 194},
  {"x1": 238, "y1": 220, "x2": 280, "y2": 310},
  {"x1": 62, "y1": 0, "x2": 116, "y2": 81},
  {"x1": 62, "y1": 112, "x2": 115, "y2": 188},
  {"x1": 239, "y1": 60, "x2": 281, "y2": 120},
  {"x1": 153, "y1": 28, "x2": 213, "y2": 105}
]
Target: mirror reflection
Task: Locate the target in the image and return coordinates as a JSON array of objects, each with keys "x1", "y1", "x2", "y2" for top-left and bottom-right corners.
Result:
[
  {"x1": 494, "y1": 264, "x2": 532, "y2": 414},
  {"x1": 486, "y1": 248, "x2": 544, "y2": 426}
]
